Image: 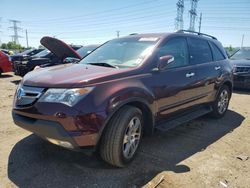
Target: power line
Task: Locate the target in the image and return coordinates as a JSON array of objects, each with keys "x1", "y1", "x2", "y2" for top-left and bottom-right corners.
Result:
[
  {"x1": 23, "y1": 4, "x2": 176, "y2": 27},
  {"x1": 24, "y1": 11, "x2": 176, "y2": 33},
  {"x1": 8, "y1": 19, "x2": 22, "y2": 44},
  {"x1": 22, "y1": 0, "x2": 157, "y2": 23}
]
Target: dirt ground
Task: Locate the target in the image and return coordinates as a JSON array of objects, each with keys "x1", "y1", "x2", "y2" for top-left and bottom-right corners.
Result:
[{"x1": 0, "y1": 73, "x2": 249, "y2": 188}]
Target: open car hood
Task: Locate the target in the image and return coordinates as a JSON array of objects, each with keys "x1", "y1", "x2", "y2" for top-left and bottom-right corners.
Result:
[{"x1": 40, "y1": 36, "x2": 81, "y2": 60}]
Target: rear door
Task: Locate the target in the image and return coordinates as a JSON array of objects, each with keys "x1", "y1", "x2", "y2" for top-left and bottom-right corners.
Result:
[{"x1": 187, "y1": 37, "x2": 222, "y2": 104}]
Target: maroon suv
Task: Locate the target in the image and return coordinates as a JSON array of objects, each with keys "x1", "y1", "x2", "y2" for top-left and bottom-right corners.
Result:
[{"x1": 12, "y1": 30, "x2": 233, "y2": 167}]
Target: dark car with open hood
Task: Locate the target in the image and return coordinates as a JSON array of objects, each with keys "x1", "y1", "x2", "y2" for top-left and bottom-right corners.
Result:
[
  {"x1": 230, "y1": 48, "x2": 250, "y2": 89},
  {"x1": 12, "y1": 30, "x2": 233, "y2": 167},
  {"x1": 12, "y1": 37, "x2": 85, "y2": 77},
  {"x1": 10, "y1": 48, "x2": 44, "y2": 62}
]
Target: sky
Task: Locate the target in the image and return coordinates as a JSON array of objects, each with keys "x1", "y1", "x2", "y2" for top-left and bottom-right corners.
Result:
[{"x1": 0, "y1": 0, "x2": 250, "y2": 48}]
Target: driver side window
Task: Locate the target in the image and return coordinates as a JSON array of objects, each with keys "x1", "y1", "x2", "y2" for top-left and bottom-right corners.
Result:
[{"x1": 157, "y1": 37, "x2": 189, "y2": 68}]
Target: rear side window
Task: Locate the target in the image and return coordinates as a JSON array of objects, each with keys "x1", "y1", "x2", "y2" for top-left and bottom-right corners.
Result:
[
  {"x1": 188, "y1": 37, "x2": 213, "y2": 64},
  {"x1": 210, "y1": 42, "x2": 225, "y2": 61},
  {"x1": 157, "y1": 37, "x2": 189, "y2": 68}
]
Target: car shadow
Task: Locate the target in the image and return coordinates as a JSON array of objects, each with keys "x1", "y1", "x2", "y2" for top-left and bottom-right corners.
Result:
[
  {"x1": 10, "y1": 79, "x2": 21, "y2": 85},
  {"x1": 8, "y1": 110, "x2": 244, "y2": 187},
  {"x1": 0, "y1": 74, "x2": 13, "y2": 78}
]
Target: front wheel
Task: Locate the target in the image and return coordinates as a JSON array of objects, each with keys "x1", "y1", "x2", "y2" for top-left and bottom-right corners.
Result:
[
  {"x1": 211, "y1": 85, "x2": 231, "y2": 118},
  {"x1": 100, "y1": 106, "x2": 143, "y2": 167}
]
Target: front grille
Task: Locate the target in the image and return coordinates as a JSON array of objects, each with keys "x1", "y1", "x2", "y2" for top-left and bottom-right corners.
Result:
[
  {"x1": 235, "y1": 66, "x2": 250, "y2": 73},
  {"x1": 16, "y1": 85, "x2": 44, "y2": 107}
]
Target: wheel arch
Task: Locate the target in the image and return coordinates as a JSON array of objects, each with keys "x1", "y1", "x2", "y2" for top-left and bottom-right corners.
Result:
[
  {"x1": 223, "y1": 80, "x2": 233, "y2": 96},
  {"x1": 96, "y1": 98, "x2": 155, "y2": 149}
]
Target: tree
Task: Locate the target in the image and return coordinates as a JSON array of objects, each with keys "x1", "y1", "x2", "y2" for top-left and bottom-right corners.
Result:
[
  {"x1": 228, "y1": 45, "x2": 233, "y2": 52},
  {"x1": 1, "y1": 43, "x2": 7, "y2": 49},
  {"x1": 1, "y1": 42, "x2": 25, "y2": 50}
]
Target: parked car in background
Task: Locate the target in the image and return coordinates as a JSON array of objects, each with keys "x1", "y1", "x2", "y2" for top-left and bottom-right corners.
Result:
[
  {"x1": 12, "y1": 37, "x2": 83, "y2": 76},
  {"x1": 10, "y1": 48, "x2": 44, "y2": 62},
  {"x1": 38, "y1": 43, "x2": 99, "y2": 68},
  {"x1": 1, "y1": 49, "x2": 14, "y2": 55},
  {"x1": 12, "y1": 30, "x2": 233, "y2": 167},
  {"x1": 0, "y1": 50, "x2": 12, "y2": 76},
  {"x1": 230, "y1": 48, "x2": 250, "y2": 89}
]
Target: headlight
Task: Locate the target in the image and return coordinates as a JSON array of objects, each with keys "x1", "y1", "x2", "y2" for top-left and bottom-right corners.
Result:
[
  {"x1": 22, "y1": 61, "x2": 29, "y2": 64},
  {"x1": 232, "y1": 64, "x2": 237, "y2": 73},
  {"x1": 39, "y1": 87, "x2": 94, "y2": 106}
]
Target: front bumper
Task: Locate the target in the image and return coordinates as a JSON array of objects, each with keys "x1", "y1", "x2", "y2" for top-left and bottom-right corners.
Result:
[
  {"x1": 233, "y1": 74, "x2": 250, "y2": 89},
  {"x1": 12, "y1": 112, "x2": 78, "y2": 149},
  {"x1": 12, "y1": 61, "x2": 28, "y2": 76},
  {"x1": 12, "y1": 105, "x2": 106, "y2": 150}
]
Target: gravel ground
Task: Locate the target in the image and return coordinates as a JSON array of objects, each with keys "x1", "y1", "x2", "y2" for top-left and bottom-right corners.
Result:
[{"x1": 0, "y1": 73, "x2": 249, "y2": 188}]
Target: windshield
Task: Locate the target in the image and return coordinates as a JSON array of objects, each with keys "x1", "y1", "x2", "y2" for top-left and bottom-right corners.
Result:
[
  {"x1": 230, "y1": 49, "x2": 250, "y2": 60},
  {"x1": 33, "y1": 49, "x2": 50, "y2": 57},
  {"x1": 18, "y1": 49, "x2": 34, "y2": 56},
  {"x1": 79, "y1": 37, "x2": 158, "y2": 68},
  {"x1": 77, "y1": 45, "x2": 98, "y2": 58}
]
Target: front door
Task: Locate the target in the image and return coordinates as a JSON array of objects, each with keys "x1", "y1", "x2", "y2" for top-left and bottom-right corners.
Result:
[{"x1": 150, "y1": 37, "x2": 199, "y2": 120}]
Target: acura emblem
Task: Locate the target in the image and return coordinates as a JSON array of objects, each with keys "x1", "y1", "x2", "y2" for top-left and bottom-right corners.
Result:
[{"x1": 17, "y1": 87, "x2": 25, "y2": 100}]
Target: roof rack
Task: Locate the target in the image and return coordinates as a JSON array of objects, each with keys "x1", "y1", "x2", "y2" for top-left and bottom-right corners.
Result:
[
  {"x1": 176, "y1": 30, "x2": 217, "y2": 40},
  {"x1": 129, "y1": 33, "x2": 139, "y2": 35}
]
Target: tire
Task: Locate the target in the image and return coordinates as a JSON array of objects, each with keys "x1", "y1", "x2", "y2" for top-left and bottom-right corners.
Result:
[
  {"x1": 211, "y1": 85, "x2": 231, "y2": 118},
  {"x1": 100, "y1": 105, "x2": 143, "y2": 167}
]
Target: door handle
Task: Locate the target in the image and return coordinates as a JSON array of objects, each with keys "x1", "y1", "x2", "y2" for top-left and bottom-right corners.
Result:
[
  {"x1": 186, "y1": 72, "x2": 195, "y2": 78},
  {"x1": 215, "y1": 66, "x2": 221, "y2": 70}
]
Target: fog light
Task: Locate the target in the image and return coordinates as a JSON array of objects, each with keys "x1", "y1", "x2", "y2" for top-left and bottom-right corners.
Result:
[{"x1": 46, "y1": 137, "x2": 74, "y2": 149}]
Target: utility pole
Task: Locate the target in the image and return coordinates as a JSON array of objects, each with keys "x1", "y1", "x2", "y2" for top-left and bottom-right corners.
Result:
[
  {"x1": 25, "y1": 29, "x2": 29, "y2": 48},
  {"x1": 198, "y1": 12, "x2": 202, "y2": 33},
  {"x1": 241, "y1": 34, "x2": 245, "y2": 49},
  {"x1": 175, "y1": 0, "x2": 185, "y2": 30},
  {"x1": 116, "y1": 31, "x2": 120, "y2": 38},
  {"x1": 189, "y1": 0, "x2": 199, "y2": 31},
  {"x1": 9, "y1": 19, "x2": 22, "y2": 44}
]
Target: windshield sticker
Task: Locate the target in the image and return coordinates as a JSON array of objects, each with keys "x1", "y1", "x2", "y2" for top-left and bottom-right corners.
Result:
[{"x1": 139, "y1": 37, "x2": 158, "y2": 42}]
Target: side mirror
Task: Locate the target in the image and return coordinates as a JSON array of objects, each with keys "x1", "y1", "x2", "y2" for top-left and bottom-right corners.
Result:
[
  {"x1": 63, "y1": 57, "x2": 80, "y2": 64},
  {"x1": 155, "y1": 55, "x2": 175, "y2": 71}
]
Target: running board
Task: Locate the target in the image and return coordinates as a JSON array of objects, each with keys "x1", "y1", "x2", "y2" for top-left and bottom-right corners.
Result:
[{"x1": 155, "y1": 106, "x2": 212, "y2": 132}]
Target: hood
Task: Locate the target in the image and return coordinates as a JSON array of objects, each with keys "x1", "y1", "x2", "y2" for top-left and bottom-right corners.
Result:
[
  {"x1": 22, "y1": 64, "x2": 127, "y2": 88},
  {"x1": 40, "y1": 36, "x2": 81, "y2": 60},
  {"x1": 230, "y1": 59, "x2": 250, "y2": 66},
  {"x1": 28, "y1": 57, "x2": 50, "y2": 63}
]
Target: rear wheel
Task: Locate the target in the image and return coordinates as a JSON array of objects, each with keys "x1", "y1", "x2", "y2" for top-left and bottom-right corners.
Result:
[
  {"x1": 211, "y1": 85, "x2": 231, "y2": 118},
  {"x1": 100, "y1": 106, "x2": 143, "y2": 167}
]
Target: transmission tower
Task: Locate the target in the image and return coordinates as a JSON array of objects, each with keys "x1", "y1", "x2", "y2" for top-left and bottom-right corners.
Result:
[
  {"x1": 189, "y1": 0, "x2": 199, "y2": 31},
  {"x1": 175, "y1": 0, "x2": 184, "y2": 30},
  {"x1": 9, "y1": 19, "x2": 22, "y2": 44}
]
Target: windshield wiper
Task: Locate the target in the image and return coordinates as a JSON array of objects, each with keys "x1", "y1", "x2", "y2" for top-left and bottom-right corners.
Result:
[{"x1": 87, "y1": 62, "x2": 119, "y2": 69}]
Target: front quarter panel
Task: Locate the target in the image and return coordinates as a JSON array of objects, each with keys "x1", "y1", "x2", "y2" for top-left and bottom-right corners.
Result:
[
  {"x1": 73, "y1": 73, "x2": 156, "y2": 144},
  {"x1": 75, "y1": 74, "x2": 156, "y2": 115}
]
